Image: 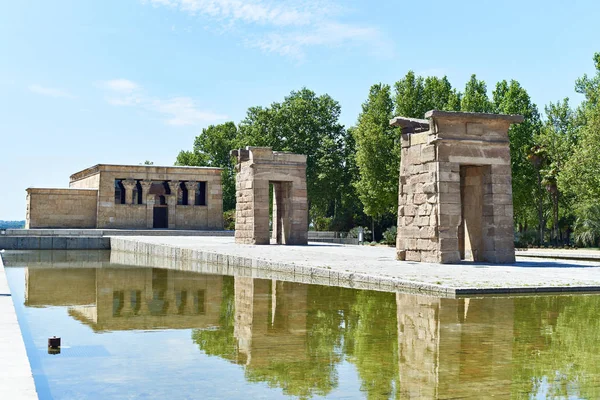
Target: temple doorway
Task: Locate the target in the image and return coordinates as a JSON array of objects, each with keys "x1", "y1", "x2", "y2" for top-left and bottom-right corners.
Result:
[{"x1": 153, "y1": 195, "x2": 168, "y2": 228}]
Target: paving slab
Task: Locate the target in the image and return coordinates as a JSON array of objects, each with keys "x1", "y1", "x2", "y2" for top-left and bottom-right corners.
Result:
[
  {"x1": 516, "y1": 248, "x2": 600, "y2": 261},
  {"x1": 111, "y1": 236, "x2": 600, "y2": 296},
  {"x1": 0, "y1": 254, "x2": 38, "y2": 399}
]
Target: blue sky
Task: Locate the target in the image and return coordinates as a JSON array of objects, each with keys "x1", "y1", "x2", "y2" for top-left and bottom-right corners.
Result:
[{"x1": 1, "y1": 0, "x2": 598, "y2": 220}]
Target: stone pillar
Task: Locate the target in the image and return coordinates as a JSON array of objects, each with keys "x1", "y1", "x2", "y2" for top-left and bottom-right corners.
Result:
[
  {"x1": 145, "y1": 197, "x2": 155, "y2": 229},
  {"x1": 141, "y1": 181, "x2": 154, "y2": 229},
  {"x1": 140, "y1": 180, "x2": 152, "y2": 204},
  {"x1": 122, "y1": 179, "x2": 137, "y2": 205},
  {"x1": 185, "y1": 182, "x2": 197, "y2": 206},
  {"x1": 166, "y1": 193, "x2": 177, "y2": 229}
]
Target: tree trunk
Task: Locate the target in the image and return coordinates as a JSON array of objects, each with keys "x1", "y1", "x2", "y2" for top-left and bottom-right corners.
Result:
[
  {"x1": 372, "y1": 217, "x2": 375, "y2": 243},
  {"x1": 536, "y1": 170, "x2": 545, "y2": 245}
]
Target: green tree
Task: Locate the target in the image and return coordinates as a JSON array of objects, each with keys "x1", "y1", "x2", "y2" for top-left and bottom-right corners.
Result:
[
  {"x1": 394, "y1": 71, "x2": 426, "y2": 118},
  {"x1": 492, "y1": 80, "x2": 542, "y2": 234},
  {"x1": 560, "y1": 53, "x2": 600, "y2": 246},
  {"x1": 176, "y1": 121, "x2": 239, "y2": 211},
  {"x1": 346, "y1": 291, "x2": 399, "y2": 399},
  {"x1": 394, "y1": 72, "x2": 457, "y2": 118},
  {"x1": 353, "y1": 84, "x2": 398, "y2": 228},
  {"x1": 461, "y1": 74, "x2": 493, "y2": 112},
  {"x1": 237, "y1": 88, "x2": 348, "y2": 222},
  {"x1": 535, "y1": 99, "x2": 576, "y2": 243},
  {"x1": 192, "y1": 277, "x2": 241, "y2": 363}
]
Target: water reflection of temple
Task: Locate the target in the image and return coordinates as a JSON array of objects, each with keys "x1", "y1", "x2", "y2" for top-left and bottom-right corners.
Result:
[
  {"x1": 25, "y1": 268, "x2": 223, "y2": 331},
  {"x1": 23, "y1": 261, "x2": 518, "y2": 398},
  {"x1": 397, "y1": 294, "x2": 514, "y2": 399},
  {"x1": 234, "y1": 278, "x2": 308, "y2": 366}
]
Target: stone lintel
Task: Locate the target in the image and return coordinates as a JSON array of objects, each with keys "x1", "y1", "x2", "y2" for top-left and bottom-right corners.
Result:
[
  {"x1": 424, "y1": 110, "x2": 524, "y2": 124},
  {"x1": 231, "y1": 147, "x2": 307, "y2": 164},
  {"x1": 389, "y1": 117, "x2": 430, "y2": 133}
]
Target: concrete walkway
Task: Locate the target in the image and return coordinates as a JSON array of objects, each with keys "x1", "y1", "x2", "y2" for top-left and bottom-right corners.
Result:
[
  {"x1": 516, "y1": 248, "x2": 600, "y2": 261},
  {"x1": 0, "y1": 255, "x2": 38, "y2": 399},
  {"x1": 111, "y1": 236, "x2": 600, "y2": 296}
]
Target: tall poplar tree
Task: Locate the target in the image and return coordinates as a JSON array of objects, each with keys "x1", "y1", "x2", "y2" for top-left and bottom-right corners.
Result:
[
  {"x1": 353, "y1": 84, "x2": 398, "y2": 224},
  {"x1": 492, "y1": 80, "x2": 541, "y2": 229},
  {"x1": 461, "y1": 74, "x2": 493, "y2": 112}
]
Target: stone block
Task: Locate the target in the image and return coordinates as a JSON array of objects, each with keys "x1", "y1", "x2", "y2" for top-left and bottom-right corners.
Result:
[
  {"x1": 419, "y1": 226, "x2": 436, "y2": 239},
  {"x1": 439, "y1": 251, "x2": 461, "y2": 264},
  {"x1": 396, "y1": 249, "x2": 406, "y2": 260},
  {"x1": 0, "y1": 237, "x2": 18, "y2": 250},
  {"x1": 413, "y1": 194, "x2": 427, "y2": 205},
  {"x1": 439, "y1": 202, "x2": 461, "y2": 215},
  {"x1": 52, "y1": 237, "x2": 68, "y2": 249},
  {"x1": 18, "y1": 237, "x2": 40, "y2": 249},
  {"x1": 40, "y1": 237, "x2": 53, "y2": 249},
  {"x1": 420, "y1": 251, "x2": 439, "y2": 263},
  {"x1": 438, "y1": 182, "x2": 460, "y2": 194},
  {"x1": 417, "y1": 239, "x2": 436, "y2": 251},
  {"x1": 423, "y1": 182, "x2": 436, "y2": 194},
  {"x1": 439, "y1": 237, "x2": 458, "y2": 251},
  {"x1": 421, "y1": 145, "x2": 436, "y2": 162},
  {"x1": 405, "y1": 251, "x2": 421, "y2": 262}
]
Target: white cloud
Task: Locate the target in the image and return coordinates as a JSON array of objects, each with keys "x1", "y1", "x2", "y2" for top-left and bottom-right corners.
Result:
[
  {"x1": 103, "y1": 79, "x2": 139, "y2": 93},
  {"x1": 28, "y1": 84, "x2": 76, "y2": 99},
  {"x1": 142, "y1": 0, "x2": 387, "y2": 59},
  {"x1": 145, "y1": 0, "x2": 318, "y2": 26},
  {"x1": 248, "y1": 22, "x2": 387, "y2": 59},
  {"x1": 100, "y1": 79, "x2": 227, "y2": 126}
]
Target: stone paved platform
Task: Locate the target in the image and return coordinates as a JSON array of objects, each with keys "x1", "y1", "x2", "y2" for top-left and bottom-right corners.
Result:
[
  {"x1": 0, "y1": 254, "x2": 38, "y2": 399},
  {"x1": 111, "y1": 236, "x2": 600, "y2": 296}
]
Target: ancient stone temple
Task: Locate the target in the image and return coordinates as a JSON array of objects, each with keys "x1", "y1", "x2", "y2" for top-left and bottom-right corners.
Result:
[
  {"x1": 26, "y1": 164, "x2": 223, "y2": 229},
  {"x1": 391, "y1": 110, "x2": 523, "y2": 264},
  {"x1": 231, "y1": 147, "x2": 308, "y2": 245}
]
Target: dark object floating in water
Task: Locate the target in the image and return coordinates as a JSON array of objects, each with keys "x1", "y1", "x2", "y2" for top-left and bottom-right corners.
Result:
[{"x1": 48, "y1": 336, "x2": 61, "y2": 354}]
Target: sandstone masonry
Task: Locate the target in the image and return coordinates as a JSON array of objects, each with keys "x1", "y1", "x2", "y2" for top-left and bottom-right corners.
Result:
[
  {"x1": 392, "y1": 110, "x2": 523, "y2": 264},
  {"x1": 26, "y1": 164, "x2": 223, "y2": 230},
  {"x1": 231, "y1": 147, "x2": 308, "y2": 245}
]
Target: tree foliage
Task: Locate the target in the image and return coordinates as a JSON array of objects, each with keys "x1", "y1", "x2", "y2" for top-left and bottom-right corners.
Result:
[
  {"x1": 461, "y1": 74, "x2": 493, "y2": 112},
  {"x1": 176, "y1": 121, "x2": 239, "y2": 211},
  {"x1": 492, "y1": 80, "x2": 541, "y2": 229},
  {"x1": 174, "y1": 52, "x2": 600, "y2": 246},
  {"x1": 238, "y1": 88, "x2": 349, "y2": 221},
  {"x1": 353, "y1": 84, "x2": 398, "y2": 220}
]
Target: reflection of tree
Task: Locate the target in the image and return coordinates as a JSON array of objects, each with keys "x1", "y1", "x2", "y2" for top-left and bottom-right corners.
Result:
[
  {"x1": 192, "y1": 280, "x2": 403, "y2": 399},
  {"x1": 192, "y1": 277, "x2": 242, "y2": 364},
  {"x1": 245, "y1": 285, "x2": 356, "y2": 399},
  {"x1": 346, "y1": 291, "x2": 399, "y2": 400},
  {"x1": 512, "y1": 295, "x2": 600, "y2": 399}
]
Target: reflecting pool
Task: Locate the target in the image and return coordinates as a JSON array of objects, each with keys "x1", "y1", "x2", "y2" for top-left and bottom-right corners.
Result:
[{"x1": 4, "y1": 251, "x2": 600, "y2": 399}]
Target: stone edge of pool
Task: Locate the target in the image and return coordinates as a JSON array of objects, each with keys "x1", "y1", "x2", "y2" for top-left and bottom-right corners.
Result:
[
  {"x1": 0, "y1": 254, "x2": 38, "y2": 399},
  {"x1": 109, "y1": 237, "x2": 600, "y2": 298}
]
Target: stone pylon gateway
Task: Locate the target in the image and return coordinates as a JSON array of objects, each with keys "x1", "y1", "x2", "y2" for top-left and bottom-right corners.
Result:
[
  {"x1": 391, "y1": 110, "x2": 524, "y2": 264},
  {"x1": 231, "y1": 147, "x2": 308, "y2": 245}
]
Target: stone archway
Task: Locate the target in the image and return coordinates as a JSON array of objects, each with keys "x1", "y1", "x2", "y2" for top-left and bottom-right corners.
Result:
[
  {"x1": 391, "y1": 110, "x2": 523, "y2": 264},
  {"x1": 231, "y1": 147, "x2": 308, "y2": 245}
]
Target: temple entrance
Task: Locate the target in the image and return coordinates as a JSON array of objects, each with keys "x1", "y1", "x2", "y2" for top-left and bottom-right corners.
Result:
[
  {"x1": 459, "y1": 165, "x2": 489, "y2": 261},
  {"x1": 231, "y1": 147, "x2": 308, "y2": 245},
  {"x1": 153, "y1": 195, "x2": 168, "y2": 228},
  {"x1": 270, "y1": 181, "x2": 292, "y2": 244}
]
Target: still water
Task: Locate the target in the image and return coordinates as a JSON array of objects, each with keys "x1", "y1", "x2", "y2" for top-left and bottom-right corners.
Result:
[{"x1": 4, "y1": 251, "x2": 600, "y2": 399}]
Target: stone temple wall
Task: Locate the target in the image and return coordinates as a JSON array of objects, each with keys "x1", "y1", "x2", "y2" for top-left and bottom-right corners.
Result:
[
  {"x1": 26, "y1": 188, "x2": 98, "y2": 229},
  {"x1": 393, "y1": 110, "x2": 523, "y2": 264}
]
